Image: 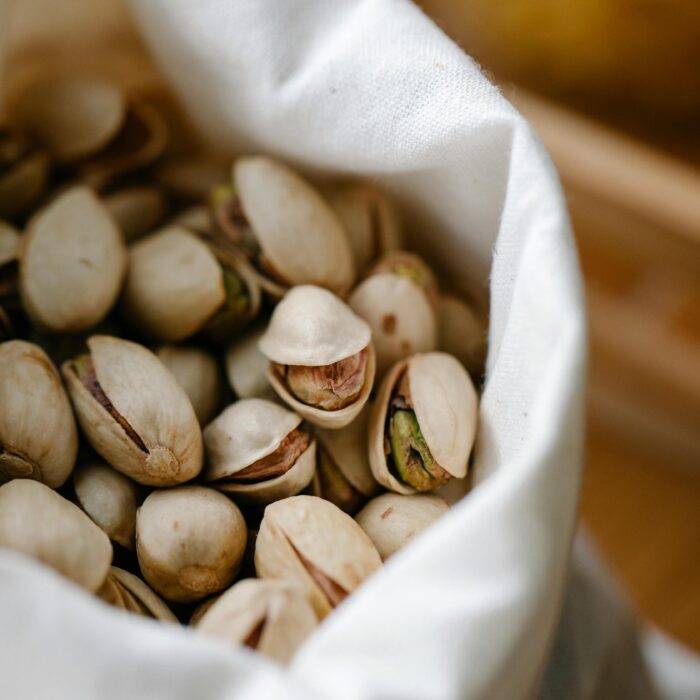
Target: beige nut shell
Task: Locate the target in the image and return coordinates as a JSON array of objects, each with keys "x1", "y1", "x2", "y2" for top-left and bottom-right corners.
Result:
[
  {"x1": 20, "y1": 186, "x2": 127, "y2": 332},
  {"x1": 104, "y1": 186, "x2": 166, "y2": 242},
  {"x1": 62, "y1": 335, "x2": 203, "y2": 486},
  {"x1": 0, "y1": 340, "x2": 78, "y2": 487},
  {"x1": 0, "y1": 479, "x2": 112, "y2": 592},
  {"x1": 108, "y1": 566, "x2": 178, "y2": 622},
  {"x1": 225, "y1": 324, "x2": 277, "y2": 401},
  {"x1": 369, "y1": 352, "x2": 477, "y2": 494},
  {"x1": 437, "y1": 293, "x2": 487, "y2": 378},
  {"x1": 234, "y1": 156, "x2": 354, "y2": 295}
]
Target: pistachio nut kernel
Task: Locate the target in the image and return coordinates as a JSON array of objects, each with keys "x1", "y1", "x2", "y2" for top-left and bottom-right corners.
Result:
[
  {"x1": 255, "y1": 495, "x2": 382, "y2": 619},
  {"x1": 62, "y1": 335, "x2": 203, "y2": 486}
]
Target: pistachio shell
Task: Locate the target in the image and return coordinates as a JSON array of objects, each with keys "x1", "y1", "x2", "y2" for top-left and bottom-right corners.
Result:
[
  {"x1": 197, "y1": 578, "x2": 317, "y2": 665},
  {"x1": 136, "y1": 486, "x2": 247, "y2": 603},
  {"x1": 437, "y1": 292, "x2": 487, "y2": 378},
  {"x1": 13, "y1": 78, "x2": 126, "y2": 162},
  {"x1": 260, "y1": 285, "x2": 370, "y2": 366},
  {"x1": 369, "y1": 251, "x2": 438, "y2": 306},
  {"x1": 0, "y1": 221, "x2": 20, "y2": 267},
  {"x1": 369, "y1": 353, "x2": 477, "y2": 494},
  {"x1": 104, "y1": 186, "x2": 167, "y2": 242},
  {"x1": 62, "y1": 335, "x2": 203, "y2": 486},
  {"x1": 19, "y1": 186, "x2": 127, "y2": 332},
  {"x1": 73, "y1": 462, "x2": 139, "y2": 549},
  {"x1": 0, "y1": 479, "x2": 112, "y2": 591},
  {"x1": 225, "y1": 324, "x2": 276, "y2": 401},
  {"x1": 355, "y1": 493, "x2": 449, "y2": 560},
  {"x1": 0, "y1": 341, "x2": 78, "y2": 487},
  {"x1": 234, "y1": 157, "x2": 355, "y2": 295},
  {"x1": 171, "y1": 205, "x2": 213, "y2": 235},
  {"x1": 156, "y1": 345, "x2": 221, "y2": 425},
  {"x1": 255, "y1": 495, "x2": 382, "y2": 619},
  {"x1": 190, "y1": 596, "x2": 219, "y2": 626},
  {"x1": 156, "y1": 156, "x2": 229, "y2": 201},
  {"x1": 349, "y1": 273, "x2": 437, "y2": 377},
  {"x1": 329, "y1": 185, "x2": 402, "y2": 273},
  {"x1": 109, "y1": 566, "x2": 178, "y2": 622},
  {"x1": 0, "y1": 151, "x2": 49, "y2": 220}
]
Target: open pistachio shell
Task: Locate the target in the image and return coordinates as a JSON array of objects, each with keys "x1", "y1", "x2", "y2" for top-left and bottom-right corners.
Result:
[
  {"x1": 61, "y1": 335, "x2": 203, "y2": 486},
  {"x1": 225, "y1": 324, "x2": 276, "y2": 401},
  {"x1": 204, "y1": 399, "x2": 316, "y2": 505},
  {"x1": 0, "y1": 479, "x2": 112, "y2": 591},
  {"x1": 107, "y1": 566, "x2": 178, "y2": 622},
  {"x1": 73, "y1": 462, "x2": 139, "y2": 549},
  {"x1": 349, "y1": 273, "x2": 437, "y2": 378},
  {"x1": 197, "y1": 578, "x2": 318, "y2": 665},
  {"x1": 156, "y1": 345, "x2": 221, "y2": 425},
  {"x1": 328, "y1": 184, "x2": 402, "y2": 273},
  {"x1": 12, "y1": 77, "x2": 126, "y2": 162},
  {"x1": 233, "y1": 156, "x2": 355, "y2": 296},
  {"x1": 104, "y1": 186, "x2": 167, "y2": 242},
  {"x1": 19, "y1": 186, "x2": 127, "y2": 332},
  {"x1": 136, "y1": 486, "x2": 247, "y2": 603},
  {"x1": 0, "y1": 130, "x2": 49, "y2": 219},
  {"x1": 369, "y1": 352, "x2": 478, "y2": 494},
  {"x1": 0, "y1": 341, "x2": 78, "y2": 487},
  {"x1": 437, "y1": 292, "x2": 487, "y2": 379},
  {"x1": 355, "y1": 493, "x2": 449, "y2": 560},
  {"x1": 255, "y1": 495, "x2": 382, "y2": 619}
]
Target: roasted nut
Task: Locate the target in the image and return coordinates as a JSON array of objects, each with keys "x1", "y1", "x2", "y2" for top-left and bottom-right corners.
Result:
[
  {"x1": 103, "y1": 186, "x2": 167, "y2": 242},
  {"x1": 197, "y1": 579, "x2": 317, "y2": 665},
  {"x1": 255, "y1": 495, "x2": 381, "y2": 619},
  {"x1": 98, "y1": 566, "x2": 177, "y2": 622},
  {"x1": 19, "y1": 186, "x2": 127, "y2": 332},
  {"x1": 204, "y1": 399, "x2": 316, "y2": 505},
  {"x1": 62, "y1": 335, "x2": 203, "y2": 486},
  {"x1": 156, "y1": 155, "x2": 229, "y2": 202},
  {"x1": 0, "y1": 340, "x2": 78, "y2": 487},
  {"x1": 0, "y1": 479, "x2": 111, "y2": 591},
  {"x1": 0, "y1": 129, "x2": 49, "y2": 219},
  {"x1": 122, "y1": 226, "x2": 260, "y2": 341},
  {"x1": 214, "y1": 156, "x2": 355, "y2": 297},
  {"x1": 0, "y1": 221, "x2": 20, "y2": 267},
  {"x1": 260, "y1": 285, "x2": 375, "y2": 429},
  {"x1": 355, "y1": 493, "x2": 449, "y2": 560},
  {"x1": 73, "y1": 462, "x2": 139, "y2": 549},
  {"x1": 437, "y1": 292, "x2": 487, "y2": 379},
  {"x1": 156, "y1": 345, "x2": 221, "y2": 425},
  {"x1": 136, "y1": 486, "x2": 247, "y2": 603},
  {"x1": 225, "y1": 323, "x2": 277, "y2": 401},
  {"x1": 369, "y1": 352, "x2": 477, "y2": 494}
]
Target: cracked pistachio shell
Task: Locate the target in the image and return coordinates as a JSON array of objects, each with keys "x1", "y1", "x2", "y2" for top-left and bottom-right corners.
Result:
[
  {"x1": 0, "y1": 221, "x2": 20, "y2": 267},
  {"x1": 0, "y1": 479, "x2": 112, "y2": 591},
  {"x1": 234, "y1": 156, "x2": 355, "y2": 296},
  {"x1": 104, "y1": 186, "x2": 167, "y2": 242},
  {"x1": 329, "y1": 184, "x2": 402, "y2": 273},
  {"x1": 19, "y1": 186, "x2": 127, "y2": 332},
  {"x1": 0, "y1": 341, "x2": 78, "y2": 487},
  {"x1": 62, "y1": 335, "x2": 203, "y2": 486},
  {"x1": 255, "y1": 495, "x2": 382, "y2": 619},
  {"x1": 198, "y1": 578, "x2": 318, "y2": 665},
  {"x1": 73, "y1": 462, "x2": 139, "y2": 549},
  {"x1": 355, "y1": 493, "x2": 449, "y2": 561},
  {"x1": 225, "y1": 324, "x2": 276, "y2": 401},
  {"x1": 260, "y1": 286, "x2": 375, "y2": 429},
  {"x1": 437, "y1": 293, "x2": 487, "y2": 379},
  {"x1": 102, "y1": 566, "x2": 178, "y2": 622},
  {"x1": 157, "y1": 345, "x2": 221, "y2": 425},
  {"x1": 204, "y1": 399, "x2": 316, "y2": 505},
  {"x1": 349, "y1": 273, "x2": 437, "y2": 378},
  {"x1": 136, "y1": 486, "x2": 247, "y2": 603},
  {"x1": 12, "y1": 77, "x2": 126, "y2": 162},
  {"x1": 369, "y1": 352, "x2": 477, "y2": 495}
]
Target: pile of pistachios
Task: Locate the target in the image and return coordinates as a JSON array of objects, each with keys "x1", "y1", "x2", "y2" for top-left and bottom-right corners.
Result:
[{"x1": 0, "y1": 76, "x2": 486, "y2": 665}]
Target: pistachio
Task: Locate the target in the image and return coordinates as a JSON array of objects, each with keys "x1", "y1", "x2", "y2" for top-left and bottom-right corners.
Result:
[
  {"x1": 437, "y1": 292, "x2": 487, "y2": 379},
  {"x1": 19, "y1": 186, "x2": 127, "y2": 332},
  {"x1": 103, "y1": 186, "x2": 167, "y2": 242},
  {"x1": 62, "y1": 335, "x2": 203, "y2": 486},
  {"x1": 369, "y1": 352, "x2": 477, "y2": 494},
  {"x1": 0, "y1": 479, "x2": 112, "y2": 592},
  {"x1": 0, "y1": 129, "x2": 49, "y2": 219},
  {"x1": 156, "y1": 345, "x2": 221, "y2": 425},
  {"x1": 0, "y1": 340, "x2": 78, "y2": 487},
  {"x1": 12, "y1": 77, "x2": 126, "y2": 162},
  {"x1": 204, "y1": 399, "x2": 316, "y2": 505},
  {"x1": 225, "y1": 323, "x2": 277, "y2": 401},
  {"x1": 156, "y1": 155, "x2": 229, "y2": 202},
  {"x1": 355, "y1": 493, "x2": 449, "y2": 560},
  {"x1": 190, "y1": 596, "x2": 220, "y2": 626},
  {"x1": 215, "y1": 156, "x2": 354, "y2": 297},
  {"x1": 122, "y1": 227, "x2": 260, "y2": 341},
  {"x1": 171, "y1": 205, "x2": 213, "y2": 235},
  {"x1": 136, "y1": 486, "x2": 247, "y2": 603},
  {"x1": 255, "y1": 495, "x2": 381, "y2": 619},
  {"x1": 329, "y1": 184, "x2": 402, "y2": 273},
  {"x1": 369, "y1": 251, "x2": 438, "y2": 305},
  {"x1": 99, "y1": 566, "x2": 178, "y2": 622},
  {"x1": 73, "y1": 462, "x2": 139, "y2": 549},
  {"x1": 260, "y1": 285, "x2": 375, "y2": 429},
  {"x1": 0, "y1": 221, "x2": 20, "y2": 267},
  {"x1": 197, "y1": 579, "x2": 317, "y2": 665}
]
